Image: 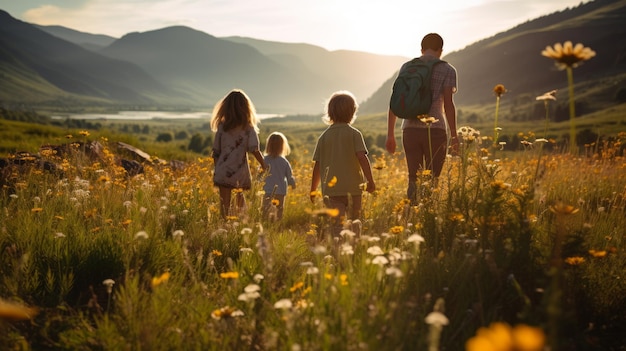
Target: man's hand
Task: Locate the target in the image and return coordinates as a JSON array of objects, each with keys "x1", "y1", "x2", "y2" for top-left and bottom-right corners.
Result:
[
  {"x1": 386, "y1": 137, "x2": 396, "y2": 154},
  {"x1": 449, "y1": 136, "x2": 460, "y2": 156}
]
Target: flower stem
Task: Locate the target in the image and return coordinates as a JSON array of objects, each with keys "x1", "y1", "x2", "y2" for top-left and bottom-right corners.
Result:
[
  {"x1": 428, "y1": 125, "x2": 433, "y2": 169},
  {"x1": 566, "y1": 67, "x2": 577, "y2": 154},
  {"x1": 493, "y1": 95, "x2": 500, "y2": 158},
  {"x1": 543, "y1": 100, "x2": 550, "y2": 139}
]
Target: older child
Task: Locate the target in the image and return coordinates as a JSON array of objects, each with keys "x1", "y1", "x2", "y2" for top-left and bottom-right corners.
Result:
[
  {"x1": 211, "y1": 89, "x2": 266, "y2": 219},
  {"x1": 262, "y1": 132, "x2": 296, "y2": 221},
  {"x1": 310, "y1": 91, "x2": 376, "y2": 237}
]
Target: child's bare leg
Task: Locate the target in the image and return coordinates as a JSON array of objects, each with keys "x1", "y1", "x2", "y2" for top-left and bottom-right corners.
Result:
[
  {"x1": 349, "y1": 195, "x2": 363, "y2": 237},
  {"x1": 219, "y1": 186, "x2": 232, "y2": 218},
  {"x1": 234, "y1": 191, "x2": 246, "y2": 215}
]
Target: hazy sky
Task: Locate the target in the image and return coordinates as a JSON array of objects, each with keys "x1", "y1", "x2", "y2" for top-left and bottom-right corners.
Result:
[{"x1": 1, "y1": 0, "x2": 587, "y2": 57}]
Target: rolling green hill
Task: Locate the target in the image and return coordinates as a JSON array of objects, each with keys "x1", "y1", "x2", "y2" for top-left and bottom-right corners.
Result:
[
  {"x1": 360, "y1": 0, "x2": 626, "y2": 120},
  {"x1": 98, "y1": 26, "x2": 327, "y2": 113},
  {"x1": 0, "y1": 10, "x2": 184, "y2": 106},
  {"x1": 2, "y1": 0, "x2": 626, "y2": 118},
  {"x1": 34, "y1": 24, "x2": 117, "y2": 51}
]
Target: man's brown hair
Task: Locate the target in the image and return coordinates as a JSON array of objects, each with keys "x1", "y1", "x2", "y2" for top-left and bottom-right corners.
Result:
[{"x1": 421, "y1": 33, "x2": 444, "y2": 51}]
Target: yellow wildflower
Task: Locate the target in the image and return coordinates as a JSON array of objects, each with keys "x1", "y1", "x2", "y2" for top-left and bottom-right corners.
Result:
[
  {"x1": 390, "y1": 225, "x2": 404, "y2": 234},
  {"x1": 290, "y1": 281, "x2": 304, "y2": 293},
  {"x1": 549, "y1": 202, "x2": 579, "y2": 215},
  {"x1": 565, "y1": 256, "x2": 585, "y2": 265},
  {"x1": 220, "y1": 271, "x2": 239, "y2": 279},
  {"x1": 512, "y1": 324, "x2": 546, "y2": 351},
  {"x1": 541, "y1": 41, "x2": 595, "y2": 69},
  {"x1": 211, "y1": 306, "x2": 243, "y2": 320},
  {"x1": 419, "y1": 116, "x2": 439, "y2": 125},
  {"x1": 307, "y1": 208, "x2": 340, "y2": 217},
  {"x1": 327, "y1": 176, "x2": 337, "y2": 187},
  {"x1": 0, "y1": 298, "x2": 39, "y2": 321},
  {"x1": 151, "y1": 272, "x2": 171, "y2": 287},
  {"x1": 466, "y1": 322, "x2": 545, "y2": 351},
  {"x1": 589, "y1": 249, "x2": 607, "y2": 258},
  {"x1": 493, "y1": 84, "x2": 507, "y2": 97}
]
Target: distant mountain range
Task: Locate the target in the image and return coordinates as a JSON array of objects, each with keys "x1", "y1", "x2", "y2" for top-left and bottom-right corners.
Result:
[
  {"x1": 0, "y1": 10, "x2": 405, "y2": 114},
  {"x1": 1, "y1": 0, "x2": 626, "y2": 116}
]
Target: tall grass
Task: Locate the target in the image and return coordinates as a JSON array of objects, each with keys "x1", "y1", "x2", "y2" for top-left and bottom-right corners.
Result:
[{"x1": 0, "y1": 130, "x2": 625, "y2": 350}]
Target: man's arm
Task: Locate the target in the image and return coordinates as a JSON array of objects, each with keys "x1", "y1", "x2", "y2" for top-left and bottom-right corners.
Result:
[{"x1": 386, "y1": 109, "x2": 397, "y2": 154}]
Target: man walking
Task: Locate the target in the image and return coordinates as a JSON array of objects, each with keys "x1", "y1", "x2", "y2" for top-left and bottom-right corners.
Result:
[{"x1": 386, "y1": 33, "x2": 458, "y2": 203}]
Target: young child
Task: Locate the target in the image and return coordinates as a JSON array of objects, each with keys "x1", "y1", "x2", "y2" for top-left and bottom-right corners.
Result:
[
  {"x1": 310, "y1": 91, "x2": 376, "y2": 237},
  {"x1": 262, "y1": 132, "x2": 296, "y2": 221},
  {"x1": 211, "y1": 89, "x2": 266, "y2": 219}
]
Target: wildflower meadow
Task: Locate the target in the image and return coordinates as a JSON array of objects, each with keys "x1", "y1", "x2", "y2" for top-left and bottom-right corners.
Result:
[
  {"x1": 2, "y1": 125, "x2": 625, "y2": 350},
  {"x1": 1, "y1": 41, "x2": 625, "y2": 350}
]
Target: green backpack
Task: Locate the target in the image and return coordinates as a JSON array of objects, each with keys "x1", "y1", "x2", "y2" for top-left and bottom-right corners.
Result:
[{"x1": 389, "y1": 58, "x2": 444, "y2": 119}]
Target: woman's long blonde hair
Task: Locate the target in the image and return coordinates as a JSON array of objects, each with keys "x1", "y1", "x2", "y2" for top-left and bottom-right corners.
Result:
[{"x1": 210, "y1": 89, "x2": 260, "y2": 132}]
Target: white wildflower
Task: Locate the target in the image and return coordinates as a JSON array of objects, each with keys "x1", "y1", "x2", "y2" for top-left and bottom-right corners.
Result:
[
  {"x1": 306, "y1": 267, "x2": 319, "y2": 275},
  {"x1": 134, "y1": 231, "x2": 149, "y2": 240},
  {"x1": 102, "y1": 279, "x2": 115, "y2": 294},
  {"x1": 385, "y1": 267, "x2": 404, "y2": 278},
  {"x1": 371, "y1": 255, "x2": 389, "y2": 266},
  {"x1": 366, "y1": 246, "x2": 384, "y2": 256},
  {"x1": 274, "y1": 298, "x2": 293, "y2": 310}
]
